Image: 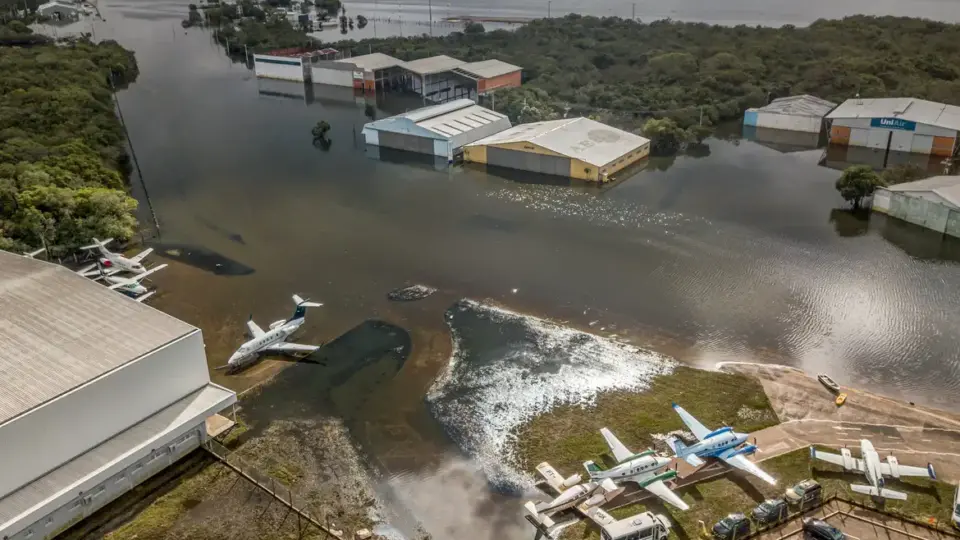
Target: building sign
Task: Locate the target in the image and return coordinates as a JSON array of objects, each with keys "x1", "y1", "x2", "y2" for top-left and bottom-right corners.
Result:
[{"x1": 870, "y1": 117, "x2": 917, "y2": 131}]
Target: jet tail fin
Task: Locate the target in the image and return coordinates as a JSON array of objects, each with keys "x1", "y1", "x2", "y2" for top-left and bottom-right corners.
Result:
[
  {"x1": 851, "y1": 484, "x2": 907, "y2": 500},
  {"x1": 583, "y1": 460, "x2": 603, "y2": 480}
]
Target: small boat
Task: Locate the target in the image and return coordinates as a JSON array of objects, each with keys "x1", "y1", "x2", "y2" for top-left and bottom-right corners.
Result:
[
  {"x1": 817, "y1": 374, "x2": 840, "y2": 393},
  {"x1": 835, "y1": 392, "x2": 848, "y2": 406}
]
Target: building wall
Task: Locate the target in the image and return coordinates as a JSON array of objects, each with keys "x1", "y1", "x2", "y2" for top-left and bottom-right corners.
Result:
[
  {"x1": 594, "y1": 142, "x2": 650, "y2": 180},
  {"x1": 466, "y1": 140, "x2": 649, "y2": 181},
  {"x1": 873, "y1": 188, "x2": 892, "y2": 213},
  {"x1": 478, "y1": 71, "x2": 521, "y2": 93},
  {"x1": 0, "y1": 331, "x2": 209, "y2": 499},
  {"x1": 7, "y1": 424, "x2": 206, "y2": 540},
  {"x1": 254, "y1": 55, "x2": 306, "y2": 82},
  {"x1": 876, "y1": 191, "x2": 960, "y2": 237},
  {"x1": 829, "y1": 117, "x2": 958, "y2": 156},
  {"x1": 311, "y1": 63, "x2": 354, "y2": 86},
  {"x1": 362, "y1": 127, "x2": 380, "y2": 146}
]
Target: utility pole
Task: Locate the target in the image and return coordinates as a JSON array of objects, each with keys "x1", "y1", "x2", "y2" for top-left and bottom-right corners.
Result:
[
  {"x1": 631, "y1": 2, "x2": 635, "y2": 19},
  {"x1": 547, "y1": 0, "x2": 551, "y2": 17},
  {"x1": 427, "y1": 0, "x2": 432, "y2": 35},
  {"x1": 699, "y1": 106, "x2": 703, "y2": 126}
]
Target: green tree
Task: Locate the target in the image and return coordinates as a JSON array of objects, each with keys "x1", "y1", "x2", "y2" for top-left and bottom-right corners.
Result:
[
  {"x1": 836, "y1": 165, "x2": 885, "y2": 209},
  {"x1": 641, "y1": 118, "x2": 688, "y2": 156},
  {"x1": 312, "y1": 120, "x2": 331, "y2": 140},
  {"x1": 464, "y1": 22, "x2": 485, "y2": 34}
]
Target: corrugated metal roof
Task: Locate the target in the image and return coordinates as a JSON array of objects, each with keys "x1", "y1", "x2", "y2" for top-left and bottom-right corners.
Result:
[
  {"x1": 467, "y1": 117, "x2": 650, "y2": 167},
  {"x1": 884, "y1": 175, "x2": 960, "y2": 207},
  {"x1": 452, "y1": 59, "x2": 521, "y2": 79},
  {"x1": 401, "y1": 98, "x2": 476, "y2": 123},
  {"x1": 0, "y1": 384, "x2": 235, "y2": 528},
  {"x1": 749, "y1": 94, "x2": 836, "y2": 117},
  {"x1": 418, "y1": 105, "x2": 509, "y2": 139},
  {"x1": 827, "y1": 98, "x2": 960, "y2": 131},
  {"x1": 401, "y1": 55, "x2": 464, "y2": 76},
  {"x1": 0, "y1": 252, "x2": 196, "y2": 426},
  {"x1": 336, "y1": 52, "x2": 403, "y2": 71}
]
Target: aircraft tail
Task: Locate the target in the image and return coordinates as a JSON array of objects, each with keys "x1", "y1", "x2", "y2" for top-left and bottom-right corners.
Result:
[
  {"x1": 851, "y1": 484, "x2": 907, "y2": 500},
  {"x1": 290, "y1": 294, "x2": 323, "y2": 321},
  {"x1": 80, "y1": 237, "x2": 113, "y2": 255},
  {"x1": 666, "y1": 436, "x2": 704, "y2": 466},
  {"x1": 583, "y1": 460, "x2": 604, "y2": 480}
]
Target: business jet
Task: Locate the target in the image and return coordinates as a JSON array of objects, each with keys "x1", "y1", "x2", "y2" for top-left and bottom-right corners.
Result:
[
  {"x1": 583, "y1": 428, "x2": 689, "y2": 510},
  {"x1": 76, "y1": 238, "x2": 153, "y2": 277},
  {"x1": 524, "y1": 462, "x2": 624, "y2": 538},
  {"x1": 811, "y1": 439, "x2": 936, "y2": 500},
  {"x1": 97, "y1": 262, "x2": 168, "y2": 302},
  {"x1": 666, "y1": 403, "x2": 776, "y2": 485},
  {"x1": 219, "y1": 295, "x2": 322, "y2": 372}
]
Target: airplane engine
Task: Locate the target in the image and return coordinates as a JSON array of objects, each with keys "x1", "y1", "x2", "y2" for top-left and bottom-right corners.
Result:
[
  {"x1": 561, "y1": 474, "x2": 583, "y2": 489},
  {"x1": 269, "y1": 320, "x2": 286, "y2": 330},
  {"x1": 584, "y1": 493, "x2": 606, "y2": 508},
  {"x1": 886, "y1": 455, "x2": 901, "y2": 478}
]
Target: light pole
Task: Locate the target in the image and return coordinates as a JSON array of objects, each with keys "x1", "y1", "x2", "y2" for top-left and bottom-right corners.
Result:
[{"x1": 547, "y1": 0, "x2": 551, "y2": 17}]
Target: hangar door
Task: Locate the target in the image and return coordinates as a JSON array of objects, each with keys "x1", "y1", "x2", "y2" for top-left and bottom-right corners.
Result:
[
  {"x1": 487, "y1": 147, "x2": 570, "y2": 177},
  {"x1": 378, "y1": 132, "x2": 436, "y2": 155}
]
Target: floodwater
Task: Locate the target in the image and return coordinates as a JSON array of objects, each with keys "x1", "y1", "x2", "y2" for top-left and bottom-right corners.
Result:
[{"x1": 62, "y1": 0, "x2": 960, "y2": 537}]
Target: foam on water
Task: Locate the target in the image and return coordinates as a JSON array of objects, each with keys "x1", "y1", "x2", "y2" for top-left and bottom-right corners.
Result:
[{"x1": 427, "y1": 299, "x2": 676, "y2": 489}]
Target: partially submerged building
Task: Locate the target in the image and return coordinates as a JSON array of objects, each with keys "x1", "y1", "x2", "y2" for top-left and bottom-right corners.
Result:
[
  {"x1": 872, "y1": 175, "x2": 960, "y2": 237},
  {"x1": 309, "y1": 52, "x2": 406, "y2": 90},
  {"x1": 743, "y1": 95, "x2": 837, "y2": 133},
  {"x1": 826, "y1": 98, "x2": 960, "y2": 157},
  {"x1": 400, "y1": 55, "x2": 466, "y2": 103},
  {"x1": 37, "y1": 1, "x2": 79, "y2": 21},
  {"x1": 0, "y1": 252, "x2": 236, "y2": 540},
  {"x1": 361, "y1": 99, "x2": 511, "y2": 161},
  {"x1": 253, "y1": 48, "x2": 333, "y2": 82},
  {"x1": 464, "y1": 117, "x2": 650, "y2": 181},
  {"x1": 449, "y1": 59, "x2": 522, "y2": 101}
]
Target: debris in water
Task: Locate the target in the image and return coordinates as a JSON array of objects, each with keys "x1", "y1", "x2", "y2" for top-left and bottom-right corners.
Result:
[
  {"x1": 387, "y1": 284, "x2": 437, "y2": 302},
  {"x1": 511, "y1": 288, "x2": 518, "y2": 294}
]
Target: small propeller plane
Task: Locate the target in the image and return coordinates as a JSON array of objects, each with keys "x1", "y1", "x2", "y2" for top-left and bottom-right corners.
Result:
[
  {"x1": 76, "y1": 238, "x2": 153, "y2": 277},
  {"x1": 666, "y1": 403, "x2": 776, "y2": 485},
  {"x1": 811, "y1": 439, "x2": 936, "y2": 500},
  {"x1": 219, "y1": 295, "x2": 323, "y2": 372},
  {"x1": 524, "y1": 462, "x2": 624, "y2": 539},
  {"x1": 97, "y1": 262, "x2": 168, "y2": 302},
  {"x1": 583, "y1": 428, "x2": 689, "y2": 510}
]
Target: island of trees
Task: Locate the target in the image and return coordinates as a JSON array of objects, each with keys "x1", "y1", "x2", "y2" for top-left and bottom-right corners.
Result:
[
  {"x1": 0, "y1": 21, "x2": 141, "y2": 255},
  {"x1": 329, "y1": 15, "x2": 960, "y2": 147}
]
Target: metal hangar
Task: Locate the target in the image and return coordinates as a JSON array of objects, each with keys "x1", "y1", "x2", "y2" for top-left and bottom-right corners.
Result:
[
  {"x1": 0, "y1": 252, "x2": 236, "y2": 540},
  {"x1": 464, "y1": 117, "x2": 651, "y2": 181},
  {"x1": 826, "y1": 97, "x2": 960, "y2": 156},
  {"x1": 361, "y1": 99, "x2": 511, "y2": 161},
  {"x1": 743, "y1": 95, "x2": 837, "y2": 133}
]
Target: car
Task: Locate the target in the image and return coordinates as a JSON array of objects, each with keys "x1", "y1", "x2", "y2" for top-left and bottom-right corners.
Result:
[
  {"x1": 751, "y1": 498, "x2": 788, "y2": 525},
  {"x1": 953, "y1": 483, "x2": 960, "y2": 529},
  {"x1": 785, "y1": 479, "x2": 822, "y2": 506},
  {"x1": 802, "y1": 517, "x2": 845, "y2": 539},
  {"x1": 712, "y1": 513, "x2": 751, "y2": 539}
]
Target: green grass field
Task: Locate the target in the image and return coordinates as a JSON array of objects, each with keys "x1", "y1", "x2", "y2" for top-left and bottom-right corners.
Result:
[
  {"x1": 511, "y1": 366, "x2": 779, "y2": 475},
  {"x1": 560, "y1": 447, "x2": 955, "y2": 539}
]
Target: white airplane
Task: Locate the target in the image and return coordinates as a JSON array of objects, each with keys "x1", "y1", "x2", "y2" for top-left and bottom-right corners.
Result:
[
  {"x1": 583, "y1": 428, "x2": 689, "y2": 510},
  {"x1": 524, "y1": 462, "x2": 624, "y2": 538},
  {"x1": 219, "y1": 295, "x2": 322, "y2": 372},
  {"x1": 811, "y1": 439, "x2": 936, "y2": 500},
  {"x1": 76, "y1": 238, "x2": 153, "y2": 277},
  {"x1": 97, "y1": 262, "x2": 168, "y2": 302},
  {"x1": 666, "y1": 403, "x2": 776, "y2": 485}
]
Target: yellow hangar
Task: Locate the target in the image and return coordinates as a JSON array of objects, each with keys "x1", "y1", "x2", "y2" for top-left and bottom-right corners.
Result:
[{"x1": 464, "y1": 117, "x2": 650, "y2": 181}]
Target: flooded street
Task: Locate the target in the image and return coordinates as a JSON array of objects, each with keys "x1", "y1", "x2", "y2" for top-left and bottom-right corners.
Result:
[{"x1": 66, "y1": 0, "x2": 960, "y2": 536}]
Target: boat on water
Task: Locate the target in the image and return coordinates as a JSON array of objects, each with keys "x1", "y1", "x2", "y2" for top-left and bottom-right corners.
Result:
[{"x1": 817, "y1": 374, "x2": 840, "y2": 393}]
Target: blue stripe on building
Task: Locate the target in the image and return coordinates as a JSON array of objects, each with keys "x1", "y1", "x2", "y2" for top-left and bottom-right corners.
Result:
[{"x1": 255, "y1": 57, "x2": 302, "y2": 66}]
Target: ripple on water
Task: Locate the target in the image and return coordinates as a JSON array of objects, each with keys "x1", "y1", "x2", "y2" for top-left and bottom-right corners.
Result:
[{"x1": 426, "y1": 300, "x2": 675, "y2": 490}]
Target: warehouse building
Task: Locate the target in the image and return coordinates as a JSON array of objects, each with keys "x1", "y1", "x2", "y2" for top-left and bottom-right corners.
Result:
[
  {"x1": 744, "y1": 94, "x2": 837, "y2": 133},
  {"x1": 872, "y1": 175, "x2": 960, "y2": 237},
  {"x1": 400, "y1": 55, "x2": 465, "y2": 103},
  {"x1": 464, "y1": 117, "x2": 650, "y2": 182},
  {"x1": 362, "y1": 99, "x2": 510, "y2": 161},
  {"x1": 449, "y1": 59, "x2": 522, "y2": 101},
  {"x1": 826, "y1": 97, "x2": 960, "y2": 156},
  {"x1": 254, "y1": 48, "x2": 333, "y2": 82},
  {"x1": 310, "y1": 52, "x2": 405, "y2": 90},
  {"x1": 37, "y1": 1, "x2": 79, "y2": 21},
  {"x1": 0, "y1": 252, "x2": 237, "y2": 540}
]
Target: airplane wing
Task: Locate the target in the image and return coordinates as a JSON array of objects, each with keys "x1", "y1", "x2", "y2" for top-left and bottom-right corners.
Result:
[
  {"x1": 130, "y1": 247, "x2": 154, "y2": 262},
  {"x1": 535, "y1": 462, "x2": 567, "y2": 493},
  {"x1": 263, "y1": 342, "x2": 319, "y2": 354},
  {"x1": 135, "y1": 291, "x2": 156, "y2": 303},
  {"x1": 583, "y1": 506, "x2": 617, "y2": 527},
  {"x1": 76, "y1": 263, "x2": 97, "y2": 276},
  {"x1": 246, "y1": 319, "x2": 265, "y2": 338},
  {"x1": 600, "y1": 428, "x2": 634, "y2": 463},
  {"x1": 810, "y1": 447, "x2": 864, "y2": 472},
  {"x1": 671, "y1": 403, "x2": 711, "y2": 441},
  {"x1": 721, "y1": 453, "x2": 777, "y2": 485},
  {"x1": 879, "y1": 461, "x2": 936, "y2": 479},
  {"x1": 130, "y1": 263, "x2": 167, "y2": 281},
  {"x1": 643, "y1": 479, "x2": 690, "y2": 511}
]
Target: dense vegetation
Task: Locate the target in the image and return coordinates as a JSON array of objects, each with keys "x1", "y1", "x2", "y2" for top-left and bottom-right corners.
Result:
[
  {"x1": 332, "y1": 15, "x2": 960, "y2": 133},
  {"x1": 0, "y1": 22, "x2": 140, "y2": 254}
]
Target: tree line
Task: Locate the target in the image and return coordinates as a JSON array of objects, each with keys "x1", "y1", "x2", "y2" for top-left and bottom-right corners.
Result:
[
  {"x1": 329, "y1": 15, "x2": 960, "y2": 144},
  {"x1": 0, "y1": 21, "x2": 141, "y2": 255}
]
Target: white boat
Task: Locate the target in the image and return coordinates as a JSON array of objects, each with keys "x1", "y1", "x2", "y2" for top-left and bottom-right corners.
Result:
[{"x1": 817, "y1": 374, "x2": 840, "y2": 393}]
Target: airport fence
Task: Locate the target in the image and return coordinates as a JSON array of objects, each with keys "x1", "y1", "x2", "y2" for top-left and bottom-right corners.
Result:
[{"x1": 202, "y1": 439, "x2": 343, "y2": 539}]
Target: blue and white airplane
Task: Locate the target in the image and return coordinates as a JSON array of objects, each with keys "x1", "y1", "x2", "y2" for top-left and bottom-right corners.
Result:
[
  {"x1": 666, "y1": 403, "x2": 776, "y2": 485},
  {"x1": 218, "y1": 295, "x2": 323, "y2": 372}
]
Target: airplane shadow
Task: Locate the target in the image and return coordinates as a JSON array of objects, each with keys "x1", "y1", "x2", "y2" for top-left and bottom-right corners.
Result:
[{"x1": 728, "y1": 472, "x2": 767, "y2": 503}]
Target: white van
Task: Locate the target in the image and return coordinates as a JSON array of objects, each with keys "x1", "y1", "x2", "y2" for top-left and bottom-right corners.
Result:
[
  {"x1": 952, "y1": 484, "x2": 960, "y2": 530},
  {"x1": 601, "y1": 512, "x2": 671, "y2": 540}
]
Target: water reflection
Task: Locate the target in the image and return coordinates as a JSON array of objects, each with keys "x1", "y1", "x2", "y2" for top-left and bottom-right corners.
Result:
[
  {"x1": 828, "y1": 208, "x2": 870, "y2": 238},
  {"x1": 742, "y1": 125, "x2": 824, "y2": 153},
  {"x1": 821, "y1": 144, "x2": 948, "y2": 174},
  {"x1": 874, "y1": 213, "x2": 960, "y2": 262}
]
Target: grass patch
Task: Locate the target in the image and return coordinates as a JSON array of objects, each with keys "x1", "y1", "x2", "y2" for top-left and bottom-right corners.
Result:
[
  {"x1": 512, "y1": 366, "x2": 778, "y2": 474},
  {"x1": 562, "y1": 447, "x2": 956, "y2": 539},
  {"x1": 266, "y1": 461, "x2": 304, "y2": 487},
  {"x1": 221, "y1": 416, "x2": 251, "y2": 450},
  {"x1": 105, "y1": 462, "x2": 225, "y2": 540}
]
